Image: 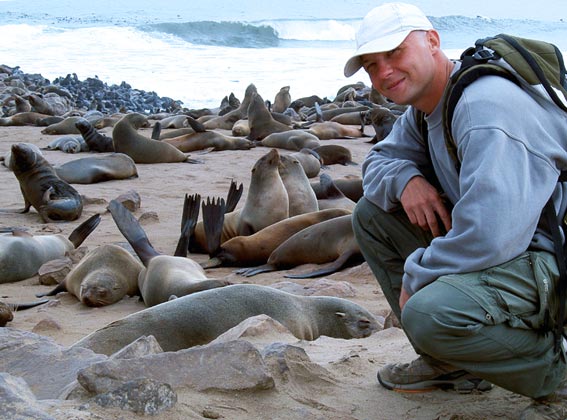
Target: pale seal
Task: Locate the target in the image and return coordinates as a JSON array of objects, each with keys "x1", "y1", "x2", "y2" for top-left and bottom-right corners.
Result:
[
  {"x1": 70, "y1": 283, "x2": 380, "y2": 355},
  {"x1": 54, "y1": 153, "x2": 138, "y2": 184},
  {"x1": 257, "y1": 129, "x2": 320, "y2": 151},
  {"x1": 278, "y1": 153, "x2": 318, "y2": 217},
  {"x1": 43, "y1": 135, "x2": 88, "y2": 153}
]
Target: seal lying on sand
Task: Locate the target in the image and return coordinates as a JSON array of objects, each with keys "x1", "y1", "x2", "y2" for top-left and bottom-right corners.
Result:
[
  {"x1": 70, "y1": 283, "x2": 380, "y2": 355},
  {"x1": 36, "y1": 244, "x2": 143, "y2": 307},
  {"x1": 54, "y1": 153, "x2": 138, "y2": 184},
  {"x1": 0, "y1": 214, "x2": 101, "y2": 283},
  {"x1": 5, "y1": 143, "x2": 84, "y2": 222},
  {"x1": 108, "y1": 198, "x2": 230, "y2": 307}
]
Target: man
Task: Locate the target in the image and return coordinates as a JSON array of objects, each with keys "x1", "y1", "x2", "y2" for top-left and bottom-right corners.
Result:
[{"x1": 346, "y1": 2, "x2": 567, "y2": 419}]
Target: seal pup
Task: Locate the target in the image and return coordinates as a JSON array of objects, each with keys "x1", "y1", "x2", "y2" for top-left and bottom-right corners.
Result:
[
  {"x1": 0, "y1": 214, "x2": 101, "y2": 283},
  {"x1": 272, "y1": 86, "x2": 291, "y2": 113},
  {"x1": 42, "y1": 135, "x2": 88, "y2": 153},
  {"x1": 278, "y1": 153, "x2": 318, "y2": 217},
  {"x1": 231, "y1": 118, "x2": 250, "y2": 137},
  {"x1": 108, "y1": 198, "x2": 230, "y2": 307},
  {"x1": 235, "y1": 214, "x2": 363, "y2": 279},
  {"x1": 70, "y1": 283, "x2": 379, "y2": 355},
  {"x1": 164, "y1": 116, "x2": 255, "y2": 152},
  {"x1": 312, "y1": 144, "x2": 357, "y2": 166},
  {"x1": 288, "y1": 148, "x2": 322, "y2": 178},
  {"x1": 5, "y1": 143, "x2": 83, "y2": 222},
  {"x1": 112, "y1": 113, "x2": 201, "y2": 164},
  {"x1": 314, "y1": 173, "x2": 357, "y2": 211},
  {"x1": 256, "y1": 129, "x2": 320, "y2": 151},
  {"x1": 54, "y1": 153, "x2": 138, "y2": 184},
  {"x1": 36, "y1": 244, "x2": 142, "y2": 307},
  {"x1": 75, "y1": 119, "x2": 114, "y2": 152},
  {"x1": 247, "y1": 92, "x2": 292, "y2": 141},
  {"x1": 203, "y1": 207, "x2": 352, "y2": 268},
  {"x1": 310, "y1": 176, "x2": 363, "y2": 202}
]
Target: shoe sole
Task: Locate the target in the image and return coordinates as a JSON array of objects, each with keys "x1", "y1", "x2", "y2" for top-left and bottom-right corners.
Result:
[{"x1": 377, "y1": 370, "x2": 493, "y2": 394}]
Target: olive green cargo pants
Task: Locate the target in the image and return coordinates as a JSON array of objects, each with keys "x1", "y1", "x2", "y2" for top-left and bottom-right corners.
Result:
[{"x1": 352, "y1": 197, "x2": 566, "y2": 398}]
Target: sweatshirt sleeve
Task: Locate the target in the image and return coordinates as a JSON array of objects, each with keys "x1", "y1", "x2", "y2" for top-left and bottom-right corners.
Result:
[
  {"x1": 361, "y1": 108, "x2": 432, "y2": 211},
  {"x1": 402, "y1": 78, "x2": 562, "y2": 294}
]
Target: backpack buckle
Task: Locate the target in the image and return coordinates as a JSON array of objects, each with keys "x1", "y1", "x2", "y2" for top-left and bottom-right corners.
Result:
[{"x1": 472, "y1": 49, "x2": 495, "y2": 62}]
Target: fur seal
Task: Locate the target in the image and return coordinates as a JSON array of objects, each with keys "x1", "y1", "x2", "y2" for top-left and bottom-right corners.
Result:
[
  {"x1": 236, "y1": 214, "x2": 363, "y2": 279},
  {"x1": 278, "y1": 153, "x2": 318, "y2": 217},
  {"x1": 273, "y1": 86, "x2": 291, "y2": 113},
  {"x1": 37, "y1": 244, "x2": 142, "y2": 307},
  {"x1": 246, "y1": 92, "x2": 292, "y2": 141},
  {"x1": 231, "y1": 118, "x2": 250, "y2": 137},
  {"x1": 257, "y1": 129, "x2": 320, "y2": 151},
  {"x1": 0, "y1": 112, "x2": 52, "y2": 126},
  {"x1": 108, "y1": 198, "x2": 230, "y2": 307},
  {"x1": 54, "y1": 153, "x2": 138, "y2": 184},
  {"x1": 70, "y1": 283, "x2": 379, "y2": 355},
  {"x1": 158, "y1": 114, "x2": 189, "y2": 129},
  {"x1": 203, "y1": 84, "x2": 258, "y2": 130},
  {"x1": 28, "y1": 93, "x2": 70, "y2": 116},
  {"x1": 364, "y1": 107, "x2": 398, "y2": 143},
  {"x1": 306, "y1": 121, "x2": 366, "y2": 140},
  {"x1": 288, "y1": 148, "x2": 322, "y2": 178},
  {"x1": 75, "y1": 119, "x2": 114, "y2": 152},
  {"x1": 41, "y1": 116, "x2": 84, "y2": 135},
  {"x1": 43, "y1": 135, "x2": 88, "y2": 153},
  {"x1": 312, "y1": 144, "x2": 357, "y2": 166},
  {"x1": 314, "y1": 174, "x2": 357, "y2": 211},
  {"x1": 0, "y1": 214, "x2": 101, "y2": 283},
  {"x1": 310, "y1": 176, "x2": 363, "y2": 203},
  {"x1": 0, "y1": 299, "x2": 50, "y2": 327},
  {"x1": 2, "y1": 142, "x2": 42, "y2": 170},
  {"x1": 112, "y1": 113, "x2": 200, "y2": 164},
  {"x1": 6, "y1": 143, "x2": 84, "y2": 222},
  {"x1": 204, "y1": 208, "x2": 352, "y2": 268},
  {"x1": 164, "y1": 116, "x2": 255, "y2": 152}
]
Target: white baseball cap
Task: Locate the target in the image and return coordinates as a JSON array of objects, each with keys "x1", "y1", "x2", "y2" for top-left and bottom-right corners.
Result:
[{"x1": 344, "y1": 2, "x2": 434, "y2": 77}]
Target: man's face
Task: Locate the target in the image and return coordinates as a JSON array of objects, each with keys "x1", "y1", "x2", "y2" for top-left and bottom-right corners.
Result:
[{"x1": 361, "y1": 30, "x2": 438, "y2": 109}]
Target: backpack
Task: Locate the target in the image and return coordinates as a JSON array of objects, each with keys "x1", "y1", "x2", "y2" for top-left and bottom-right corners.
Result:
[{"x1": 416, "y1": 34, "x2": 567, "y2": 352}]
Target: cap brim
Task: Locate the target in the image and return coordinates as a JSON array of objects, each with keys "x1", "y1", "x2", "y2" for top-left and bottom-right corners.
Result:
[{"x1": 343, "y1": 30, "x2": 412, "y2": 77}]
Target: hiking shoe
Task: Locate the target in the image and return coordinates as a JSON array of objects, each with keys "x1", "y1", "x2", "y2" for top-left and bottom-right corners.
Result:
[{"x1": 377, "y1": 355, "x2": 493, "y2": 393}]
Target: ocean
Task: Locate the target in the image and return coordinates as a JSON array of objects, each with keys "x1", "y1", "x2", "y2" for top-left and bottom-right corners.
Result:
[{"x1": 0, "y1": 0, "x2": 566, "y2": 110}]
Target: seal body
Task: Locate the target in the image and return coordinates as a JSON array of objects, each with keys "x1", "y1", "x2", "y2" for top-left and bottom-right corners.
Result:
[
  {"x1": 54, "y1": 153, "x2": 138, "y2": 184},
  {"x1": 278, "y1": 153, "x2": 318, "y2": 217},
  {"x1": 246, "y1": 92, "x2": 291, "y2": 141},
  {"x1": 71, "y1": 284, "x2": 379, "y2": 355},
  {"x1": 9, "y1": 143, "x2": 83, "y2": 222},
  {"x1": 258, "y1": 130, "x2": 320, "y2": 151}
]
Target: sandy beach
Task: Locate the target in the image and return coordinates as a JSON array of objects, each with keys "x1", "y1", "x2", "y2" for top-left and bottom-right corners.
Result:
[{"x1": 0, "y1": 112, "x2": 532, "y2": 419}]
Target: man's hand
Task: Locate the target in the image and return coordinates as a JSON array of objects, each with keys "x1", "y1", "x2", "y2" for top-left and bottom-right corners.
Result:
[{"x1": 400, "y1": 176, "x2": 451, "y2": 237}]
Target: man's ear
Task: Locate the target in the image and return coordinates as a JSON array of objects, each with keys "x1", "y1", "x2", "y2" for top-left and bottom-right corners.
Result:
[{"x1": 426, "y1": 30, "x2": 441, "y2": 51}]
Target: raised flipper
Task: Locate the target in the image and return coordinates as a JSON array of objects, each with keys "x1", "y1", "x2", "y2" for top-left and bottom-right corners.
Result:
[
  {"x1": 151, "y1": 121, "x2": 162, "y2": 140},
  {"x1": 225, "y1": 179, "x2": 244, "y2": 213},
  {"x1": 283, "y1": 250, "x2": 364, "y2": 279},
  {"x1": 108, "y1": 200, "x2": 160, "y2": 265},
  {"x1": 174, "y1": 193, "x2": 201, "y2": 257},
  {"x1": 202, "y1": 196, "x2": 226, "y2": 258},
  {"x1": 314, "y1": 102, "x2": 323, "y2": 122},
  {"x1": 67, "y1": 213, "x2": 101, "y2": 248},
  {"x1": 233, "y1": 264, "x2": 278, "y2": 277},
  {"x1": 185, "y1": 115, "x2": 207, "y2": 133}
]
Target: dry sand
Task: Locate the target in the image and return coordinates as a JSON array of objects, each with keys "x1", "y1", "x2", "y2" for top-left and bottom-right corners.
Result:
[{"x1": 0, "y1": 123, "x2": 530, "y2": 419}]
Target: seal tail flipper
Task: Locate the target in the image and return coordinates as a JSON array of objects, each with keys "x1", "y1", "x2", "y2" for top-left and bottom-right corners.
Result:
[
  {"x1": 67, "y1": 213, "x2": 101, "y2": 248},
  {"x1": 233, "y1": 264, "x2": 277, "y2": 277},
  {"x1": 151, "y1": 121, "x2": 162, "y2": 140},
  {"x1": 185, "y1": 116, "x2": 207, "y2": 133},
  {"x1": 283, "y1": 250, "x2": 364, "y2": 279},
  {"x1": 202, "y1": 196, "x2": 226, "y2": 257},
  {"x1": 225, "y1": 180, "x2": 243, "y2": 213},
  {"x1": 314, "y1": 102, "x2": 323, "y2": 122},
  {"x1": 174, "y1": 193, "x2": 201, "y2": 257},
  {"x1": 7, "y1": 299, "x2": 50, "y2": 310},
  {"x1": 107, "y1": 200, "x2": 160, "y2": 265}
]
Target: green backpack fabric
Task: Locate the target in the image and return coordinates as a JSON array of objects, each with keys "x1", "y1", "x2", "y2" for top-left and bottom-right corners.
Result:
[{"x1": 416, "y1": 33, "x2": 567, "y2": 352}]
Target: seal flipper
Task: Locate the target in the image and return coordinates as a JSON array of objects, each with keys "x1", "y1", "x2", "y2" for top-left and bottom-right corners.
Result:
[
  {"x1": 36, "y1": 282, "x2": 67, "y2": 297},
  {"x1": 67, "y1": 213, "x2": 101, "y2": 248},
  {"x1": 185, "y1": 116, "x2": 207, "y2": 133},
  {"x1": 225, "y1": 180, "x2": 243, "y2": 213},
  {"x1": 174, "y1": 193, "x2": 201, "y2": 257},
  {"x1": 202, "y1": 196, "x2": 226, "y2": 258},
  {"x1": 151, "y1": 121, "x2": 162, "y2": 140},
  {"x1": 233, "y1": 264, "x2": 278, "y2": 277},
  {"x1": 108, "y1": 200, "x2": 160, "y2": 266},
  {"x1": 283, "y1": 250, "x2": 364, "y2": 279},
  {"x1": 8, "y1": 299, "x2": 50, "y2": 310}
]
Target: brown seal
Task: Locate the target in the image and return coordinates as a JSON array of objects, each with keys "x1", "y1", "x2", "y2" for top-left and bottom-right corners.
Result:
[
  {"x1": 0, "y1": 112, "x2": 52, "y2": 126},
  {"x1": 288, "y1": 148, "x2": 322, "y2": 178},
  {"x1": 313, "y1": 144, "x2": 357, "y2": 166},
  {"x1": 70, "y1": 283, "x2": 379, "y2": 355},
  {"x1": 236, "y1": 214, "x2": 363, "y2": 279},
  {"x1": 40, "y1": 116, "x2": 84, "y2": 135},
  {"x1": 272, "y1": 86, "x2": 291, "y2": 113},
  {"x1": 314, "y1": 173, "x2": 357, "y2": 211},
  {"x1": 278, "y1": 153, "x2": 318, "y2": 217},
  {"x1": 246, "y1": 92, "x2": 292, "y2": 141},
  {"x1": 54, "y1": 153, "x2": 138, "y2": 184},
  {"x1": 203, "y1": 83, "x2": 258, "y2": 130},
  {"x1": 257, "y1": 129, "x2": 320, "y2": 151},
  {"x1": 204, "y1": 208, "x2": 352, "y2": 268},
  {"x1": 164, "y1": 116, "x2": 255, "y2": 152},
  {"x1": 5, "y1": 143, "x2": 83, "y2": 222},
  {"x1": 0, "y1": 214, "x2": 101, "y2": 283},
  {"x1": 37, "y1": 244, "x2": 143, "y2": 307},
  {"x1": 108, "y1": 198, "x2": 230, "y2": 307},
  {"x1": 310, "y1": 175, "x2": 363, "y2": 202},
  {"x1": 75, "y1": 118, "x2": 115, "y2": 152},
  {"x1": 112, "y1": 113, "x2": 200, "y2": 164},
  {"x1": 306, "y1": 121, "x2": 367, "y2": 140}
]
